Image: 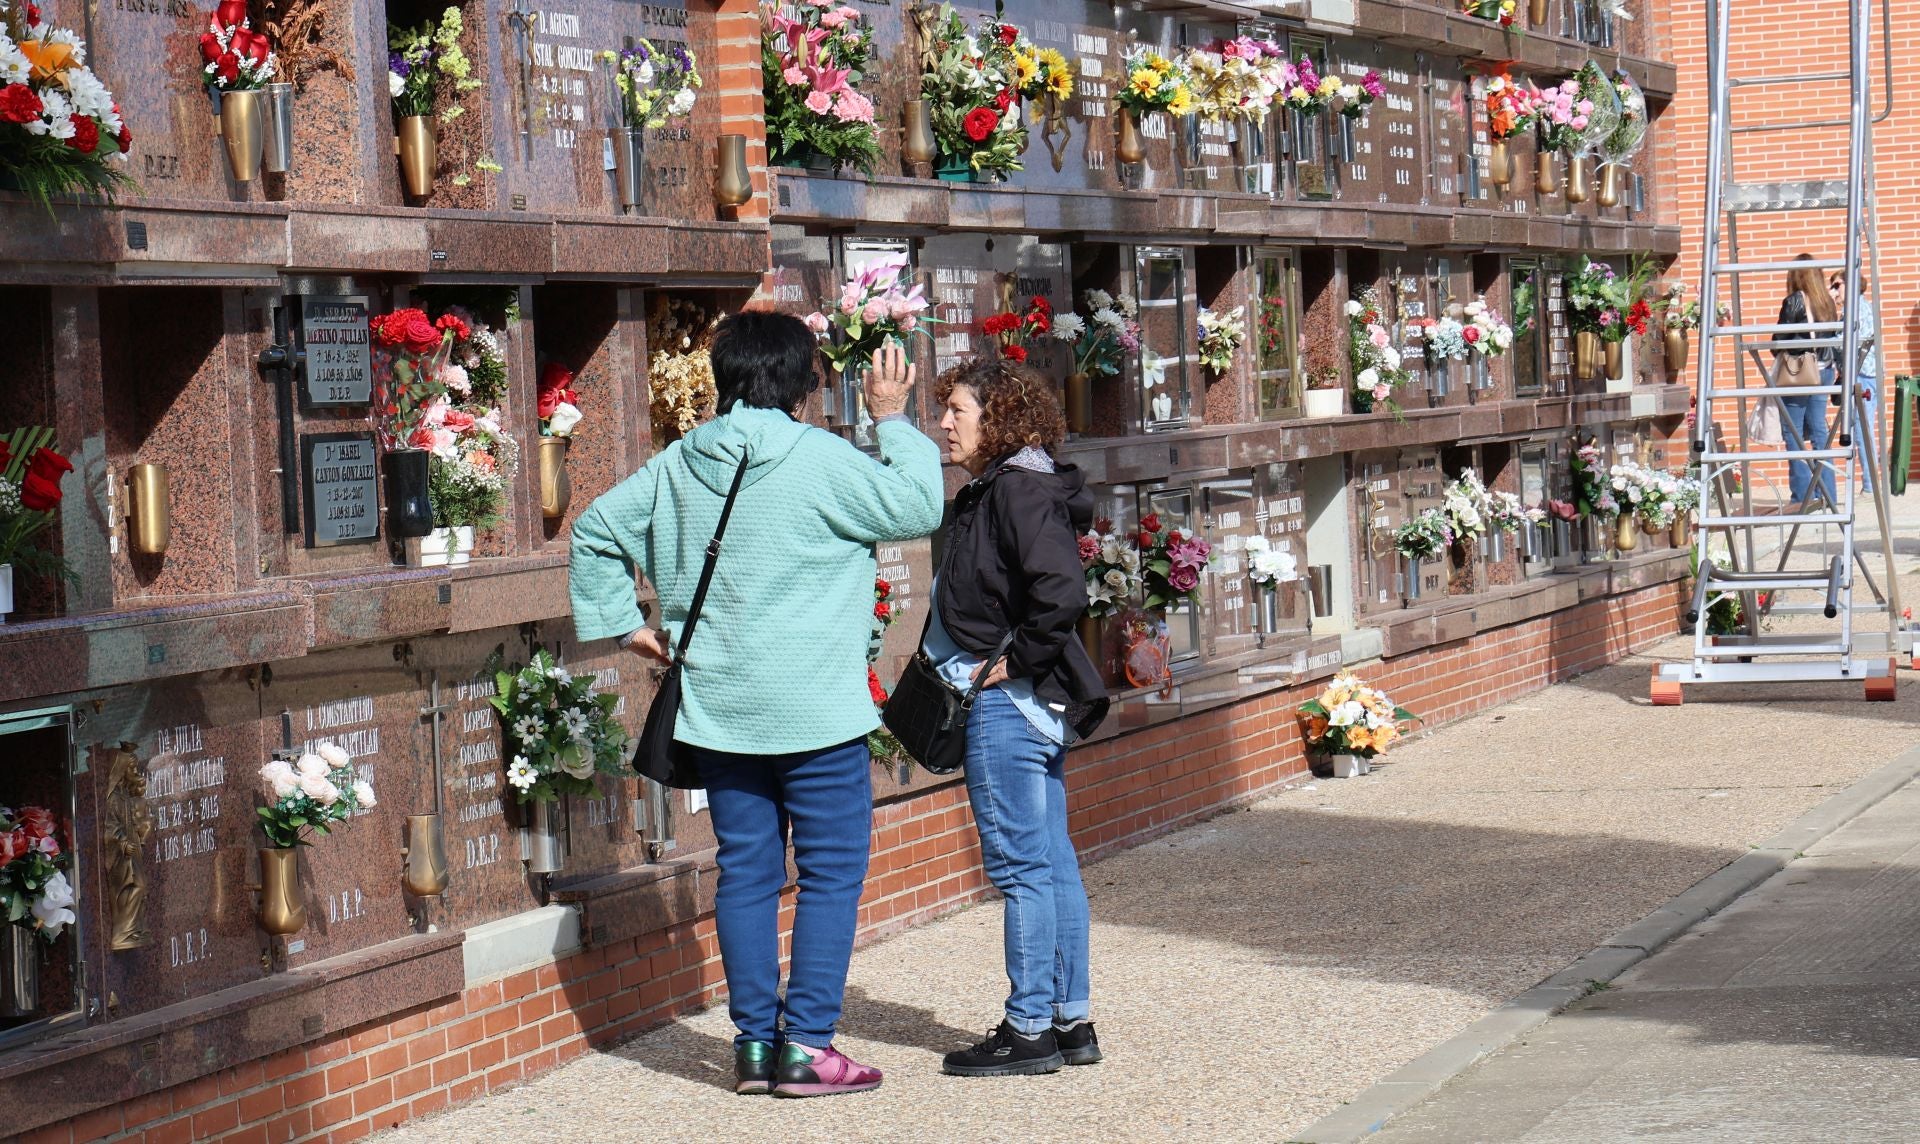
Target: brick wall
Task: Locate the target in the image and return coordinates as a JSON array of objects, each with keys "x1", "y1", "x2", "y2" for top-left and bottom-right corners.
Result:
[
  {"x1": 1659, "y1": 0, "x2": 1920, "y2": 479},
  {"x1": 29, "y1": 580, "x2": 1686, "y2": 1144}
]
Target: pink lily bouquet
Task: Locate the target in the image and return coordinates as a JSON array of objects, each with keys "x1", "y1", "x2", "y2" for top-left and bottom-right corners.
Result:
[
  {"x1": 805, "y1": 252, "x2": 930, "y2": 374},
  {"x1": 760, "y1": 0, "x2": 880, "y2": 173}
]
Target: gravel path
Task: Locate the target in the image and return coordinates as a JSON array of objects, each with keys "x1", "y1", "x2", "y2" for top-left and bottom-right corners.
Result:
[{"x1": 385, "y1": 505, "x2": 1920, "y2": 1143}]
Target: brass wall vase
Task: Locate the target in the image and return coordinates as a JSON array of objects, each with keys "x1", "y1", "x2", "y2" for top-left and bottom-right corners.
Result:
[
  {"x1": 1575, "y1": 330, "x2": 1602, "y2": 379},
  {"x1": 403, "y1": 814, "x2": 451, "y2": 897},
  {"x1": 714, "y1": 134, "x2": 752, "y2": 208},
  {"x1": 397, "y1": 115, "x2": 437, "y2": 199},
  {"x1": 1489, "y1": 139, "x2": 1511, "y2": 187},
  {"x1": 1665, "y1": 327, "x2": 1689, "y2": 375},
  {"x1": 1066, "y1": 372, "x2": 1092, "y2": 433},
  {"x1": 902, "y1": 100, "x2": 937, "y2": 166},
  {"x1": 538, "y1": 436, "x2": 572, "y2": 520},
  {"x1": 1604, "y1": 339, "x2": 1623, "y2": 380},
  {"x1": 1535, "y1": 150, "x2": 1557, "y2": 195},
  {"x1": 1597, "y1": 162, "x2": 1623, "y2": 207},
  {"x1": 127, "y1": 462, "x2": 170, "y2": 557},
  {"x1": 1614, "y1": 513, "x2": 1639, "y2": 553},
  {"x1": 1530, "y1": 0, "x2": 1550, "y2": 26},
  {"x1": 1116, "y1": 109, "x2": 1145, "y2": 165},
  {"x1": 256, "y1": 848, "x2": 306, "y2": 936},
  {"x1": 219, "y1": 88, "x2": 265, "y2": 183},
  {"x1": 1565, "y1": 154, "x2": 1590, "y2": 202}
]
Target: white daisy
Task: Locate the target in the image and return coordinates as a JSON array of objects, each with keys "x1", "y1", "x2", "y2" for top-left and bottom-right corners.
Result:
[{"x1": 506, "y1": 756, "x2": 538, "y2": 791}]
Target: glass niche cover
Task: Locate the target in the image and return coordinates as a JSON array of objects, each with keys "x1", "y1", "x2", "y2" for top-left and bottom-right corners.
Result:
[
  {"x1": 832, "y1": 236, "x2": 922, "y2": 450},
  {"x1": 1133, "y1": 246, "x2": 1192, "y2": 432}
]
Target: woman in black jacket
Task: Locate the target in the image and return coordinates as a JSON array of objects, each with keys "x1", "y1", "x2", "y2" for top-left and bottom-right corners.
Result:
[
  {"x1": 1771, "y1": 255, "x2": 1840, "y2": 506},
  {"x1": 925, "y1": 357, "x2": 1110, "y2": 1079}
]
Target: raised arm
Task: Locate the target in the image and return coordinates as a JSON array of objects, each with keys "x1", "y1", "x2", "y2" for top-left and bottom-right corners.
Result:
[{"x1": 818, "y1": 341, "x2": 945, "y2": 543}]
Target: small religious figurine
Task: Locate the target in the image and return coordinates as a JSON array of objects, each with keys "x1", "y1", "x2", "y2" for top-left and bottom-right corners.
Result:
[{"x1": 106, "y1": 744, "x2": 155, "y2": 951}]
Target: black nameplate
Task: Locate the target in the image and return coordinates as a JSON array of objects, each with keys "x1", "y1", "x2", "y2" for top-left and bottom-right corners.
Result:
[
  {"x1": 301, "y1": 432, "x2": 381, "y2": 547},
  {"x1": 292, "y1": 295, "x2": 373, "y2": 408}
]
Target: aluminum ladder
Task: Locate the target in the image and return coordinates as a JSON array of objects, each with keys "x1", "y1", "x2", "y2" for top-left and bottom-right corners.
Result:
[{"x1": 1653, "y1": 0, "x2": 1911, "y2": 704}]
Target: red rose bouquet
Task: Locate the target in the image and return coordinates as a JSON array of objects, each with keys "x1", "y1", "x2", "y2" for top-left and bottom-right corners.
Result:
[
  {"x1": 0, "y1": 426, "x2": 77, "y2": 586},
  {"x1": 865, "y1": 575, "x2": 908, "y2": 771},
  {"x1": 980, "y1": 295, "x2": 1052, "y2": 363},
  {"x1": 199, "y1": 0, "x2": 279, "y2": 92},
  {"x1": 369, "y1": 307, "x2": 471, "y2": 448},
  {"x1": 1137, "y1": 512, "x2": 1212, "y2": 612},
  {"x1": 919, "y1": 3, "x2": 1035, "y2": 178},
  {"x1": 538, "y1": 362, "x2": 583, "y2": 438}
]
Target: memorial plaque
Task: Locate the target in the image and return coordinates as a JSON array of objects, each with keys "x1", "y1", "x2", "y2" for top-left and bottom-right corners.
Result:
[
  {"x1": 294, "y1": 296, "x2": 373, "y2": 408},
  {"x1": 1330, "y1": 39, "x2": 1380, "y2": 202},
  {"x1": 1387, "y1": 257, "x2": 1432, "y2": 401},
  {"x1": 1351, "y1": 450, "x2": 1403, "y2": 615},
  {"x1": 1402, "y1": 448, "x2": 1446, "y2": 601},
  {"x1": 1374, "y1": 47, "x2": 1424, "y2": 206},
  {"x1": 1429, "y1": 64, "x2": 1467, "y2": 207},
  {"x1": 300, "y1": 433, "x2": 380, "y2": 548}
]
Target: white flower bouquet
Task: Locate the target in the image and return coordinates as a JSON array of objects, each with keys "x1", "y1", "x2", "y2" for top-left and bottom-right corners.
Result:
[
  {"x1": 490, "y1": 649, "x2": 630, "y2": 803},
  {"x1": 1244, "y1": 534, "x2": 1298, "y2": 587},
  {"x1": 0, "y1": 804, "x2": 72, "y2": 940},
  {"x1": 257, "y1": 742, "x2": 375, "y2": 849},
  {"x1": 1197, "y1": 305, "x2": 1247, "y2": 374},
  {"x1": 1078, "y1": 518, "x2": 1142, "y2": 617}
]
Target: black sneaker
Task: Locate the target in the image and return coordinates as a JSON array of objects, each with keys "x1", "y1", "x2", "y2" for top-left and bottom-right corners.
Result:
[
  {"x1": 942, "y1": 1020, "x2": 1065, "y2": 1077},
  {"x1": 734, "y1": 1040, "x2": 775, "y2": 1095},
  {"x1": 1053, "y1": 1020, "x2": 1103, "y2": 1065}
]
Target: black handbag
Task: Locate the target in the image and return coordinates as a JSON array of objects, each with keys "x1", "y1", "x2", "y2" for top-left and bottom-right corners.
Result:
[
  {"x1": 634, "y1": 450, "x2": 749, "y2": 790},
  {"x1": 880, "y1": 612, "x2": 1014, "y2": 776}
]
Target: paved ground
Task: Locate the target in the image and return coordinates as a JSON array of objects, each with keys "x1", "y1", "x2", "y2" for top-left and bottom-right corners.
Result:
[
  {"x1": 1366, "y1": 777, "x2": 1920, "y2": 1144},
  {"x1": 385, "y1": 490, "x2": 1920, "y2": 1144}
]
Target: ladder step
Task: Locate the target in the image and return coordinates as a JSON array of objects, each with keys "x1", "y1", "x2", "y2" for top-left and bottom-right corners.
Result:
[
  {"x1": 1712, "y1": 258, "x2": 1849, "y2": 273},
  {"x1": 1724, "y1": 181, "x2": 1850, "y2": 212},
  {"x1": 1699, "y1": 642, "x2": 1851, "y2": 657},
  {"x1": 1727, "y1": 72, "x2": 1851, "y2": 88},
  {"x1": 1699, "y1": 385, "x2": 1847, "y2": 397},
  {"x1": 1703, "y1": 576, "x2": 1844, "y2": 592},
  {"x1": 1702, "y1": 513, "x2": 1852, "y2": 526},
  {"x1": 1699, "y1": 450, "x2": 1852, "y2": 461},
  {"x1": 1713, "y1": 322, "x2": 1843, "y2": 336}
]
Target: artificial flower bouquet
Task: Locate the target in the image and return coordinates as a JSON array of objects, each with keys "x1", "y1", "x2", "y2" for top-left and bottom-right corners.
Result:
[
  {"x1": 1462, "y1": 0, "x2": 1520, "y2": 28},
  {"x1": 388, "y1": 7, "x2": 479, "y2": 122},
  {"x1": 1079, "y1": 517, "x2": 1143, "y2": 616},
  {"x1": 1461, "y1": 297, "x2": 1513, "y2": 357},
  {"x1": 866, "y1": 576, "x2": 906, "y2": 768},
  {"x1": 1017, "y1": 43, "x2": 1074, "y2": 106},
  {"x1": 200, "y1": 0, "x2": 278, "y2": 91},
  {"x1": 1197, "y1": 305, "x2": 1247, "y2": 374},
  {"x1": 1244, "y1": 533, "x2": 1298, "y2": 588},
  {"x1": 1299, "y1": 671, "x2": 1417, "y2": 759},
  {"x1": 761, "y1": 0, "x2": 879, "y2": 172},
  {"x1": 1609, "y1": 458, "x2": 1686, "y2": 529},
  {"x1": 369, "y1": 306, "x2": 468, "y2": 448},
  {"x1": 419, "y1": 397, "x2": 515, "y2": 532},
  {"x1": 0, "y1": 426, "x2": 75, "y2": 583},
  {"x1": 0, "y1": 0, "x2": 132, "y2": 206},
  {"x1": 1483, "y1": 66, "x2": 1535, "y2": 142},
  {"x1": 1276, "y1": 54, "x2": 1382, "y2": 119},
  {"x1": 1182, "y1": 36, "x2": 1289, "y2": 123},
  {"x1": 1345, "y1": 288, "x2": 1413, "y2": 415},
  {"x1": 1571, "y1": 60, "x2": 1623, "y2": 158},
  {"x1": 1570, "y1": 436, "x2": 1618, "y2": 519},
  {"x1": 256, "y1": 742, "x2": 375, "y2": 849},
  {"x1": 537, "y1": 362, "x2": 583, "y2": 438},
  {"x1": 1657, "y1": 282, "x2": 1699, "y2": 331},
  {"x1": 981, "y1": 294, "x2": 1052, "y2": 363},
  {"x1": 1137, "y1": 512, "x2": 1211, "y2": 613},
  {"x1": 492, "y1": 649, "x2": 629, "y2": 803},
  {"x1": 648, "y1": 294, "x2": 723, "y2": 442},
  {"x1": 1117, "y1": 45, "x2": 1196, "y2": 118},
  {"x1": 1531, "y1": 77, "x2": 1590, "y2": 156},
  {"x1": 1053, "y1": 289, "x2": 1141, "y2": 379},
  {"x1": 1600, "y1": 69, "x2": 1646, "y2": 169},
  {"x1": 1393, "y1": 509, "x2": 1453, "y2": 562},
  {"x1": 919, "y1": 4, "x2": 1035, "y2": 177},
  {"x1": 0, "y1": 804, "x2": 71, "y2": 940},
  {"x1": 605, "y1": 39, "x2": 700, "y2": 131},
  {"x1": 805, "y1": 251, "x2": 929, "y2": 374},
  {"x1": 1566, "y1": 256, "x2": 1652, "y2": 344}
]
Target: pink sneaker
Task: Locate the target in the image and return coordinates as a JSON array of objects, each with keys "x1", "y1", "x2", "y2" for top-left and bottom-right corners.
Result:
[{"x1": 771, "y1": 1043, "x2": 884, "y2": 1098}]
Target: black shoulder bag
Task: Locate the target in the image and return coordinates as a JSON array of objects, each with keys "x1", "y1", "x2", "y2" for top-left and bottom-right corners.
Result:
[
  {"x1": 881, "y1": 608, "x2": 1014, "y2": 777},
  {"x1": 634, "y1": 450, "x2": 749, "y2": 790}
]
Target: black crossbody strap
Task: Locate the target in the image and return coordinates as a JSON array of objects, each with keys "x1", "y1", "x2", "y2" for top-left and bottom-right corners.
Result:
[
  {"x1": 960, "y1": 630, "x2": 1017, "y2": 708},
  {"x1": 674, "y1": 450, "x2": 750, "y2": 661}
]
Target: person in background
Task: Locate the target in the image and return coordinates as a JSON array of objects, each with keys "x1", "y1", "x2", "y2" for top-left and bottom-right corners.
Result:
[
  {"x1": 1831, "y1": 270, "x2": 1878, "y2": 494},
  {"x1": 1772, "y1": 256, "x2": 1840, "y2": 507},
  {"x1": 926, "y1": 357, "x2": 1111, "y2": 1079},
  {"x1": 569, "y1": 321, "x2": 943, "y2": 1098}
]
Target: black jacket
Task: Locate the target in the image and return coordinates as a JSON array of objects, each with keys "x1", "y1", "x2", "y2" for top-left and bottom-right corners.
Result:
[
  {"x1": 1773, "y1": 290, "x2": 1838, "y2": 367},
  {"x1": 935, "y1": 455, "x2": 1110, "y2": 741}
]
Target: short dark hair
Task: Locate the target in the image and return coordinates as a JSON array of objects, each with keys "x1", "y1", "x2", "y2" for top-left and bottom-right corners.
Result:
[
  {"x1": 934, "y1": 357, "x2": 1066, "y2": 460},
  {"x1": 710, "y1": 311, "x2": 819, "y2": 414}
]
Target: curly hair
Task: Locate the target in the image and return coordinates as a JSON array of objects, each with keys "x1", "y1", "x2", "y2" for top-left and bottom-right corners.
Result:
[{"x1": 934, "y1": 357, "x2": 1066, "y2": 461}]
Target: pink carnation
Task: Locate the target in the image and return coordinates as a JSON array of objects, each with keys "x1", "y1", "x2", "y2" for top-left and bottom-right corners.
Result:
[
  {"x1": 804, "y1": 90, "x2": 833, "y2": 115},
  {"x1": 899, "y1": 314, "x2": 918, "y2": 332},
  {"x1": 783, "y1": 66, "x2": 807, "y2": 86},
  {"x1": 804, "y1": 312, "x2": 831, "y2": 334},
  {"x1": 819, "y1": 9, "x2": 845, "y2": 27},
  {"x1": 835, "y1": 5, "x2": 860, "y2": 20},
  {"x1": 1372, "y1": 383, "x2": 1392, "y2": 401},
  {"x1": 833, "y1": 90, "x2": 874, "y2": 123},
  {"x1": 1369, "y1": 328, "x2": 1390, "y2": 348}
]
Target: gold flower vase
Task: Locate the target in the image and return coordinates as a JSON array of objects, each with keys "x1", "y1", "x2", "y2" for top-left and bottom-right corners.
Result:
[
  {"x1": 538, "y1": 436, "x2": 571, "y2": 520},
  {"x1": 219, "y1": 88, "x2": 265, "y2": 183},
  {"x1": 1535, "y1": 150, "x2": 1557, "y2": 195},
  {"x1": 1566, "y1": 154, "x2": 1590, "y2": 202},
  {"x1": 397, "y1": 115, "x2": 437, "y2": 199},
  {"x1": 1604, "y1": 339, "x2": 1623, "y2": 381},
  {"x1": 256, "y1": 848, "x2": 306, "y2": 936},
  {"x1": 1116, "y1": 109, "x2": 1145, "y2": 165},
  {"x1": 1530, "y1": 0, "x2": 1550, "y2": 25},
  {"x1": 1665, "y1": 327, "x2": 1689, "y2": 375},
  {"x1": 1066, "y1": 372, "x2": 1092, "y2": 434},
  {"x1": 1489, "y1": 139, "x2": 1511, "y2": 187},
  {"x1": 1598, "y1": 162, "x2": 1623, "y2": 207},
  {"x1": 1670, "y1": 516, "x2": 1690, "y2": 548},
  {"x1": 1614, "y1": 513, "x2": 1639, "y2": 554},
  {"x1": 1575, "y1": 330, "x2": 1602, "y2": 380}
]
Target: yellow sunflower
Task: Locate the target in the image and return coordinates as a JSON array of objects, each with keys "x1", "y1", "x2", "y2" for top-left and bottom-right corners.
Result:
[
  {"x1": 1129, "y1": 68, "x2": 1160, "y2": 98},
  {"x1": 1038, "y1": 47, "x2": 1069, "y2": 74},
  {"x1": 1012, "y1": 52, "x2": 1038, "y2": 89},
  {"x1": 1047, "y1": 67, "x2": 1075, "y2": 100}
]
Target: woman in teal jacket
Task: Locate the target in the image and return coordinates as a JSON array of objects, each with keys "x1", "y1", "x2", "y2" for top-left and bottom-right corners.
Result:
[{"x1": 570, "y1": 317, "x2": 941, "y2": 1096}]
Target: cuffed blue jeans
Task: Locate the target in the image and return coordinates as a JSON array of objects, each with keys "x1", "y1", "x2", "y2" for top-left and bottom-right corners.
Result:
[
  {"x1": 694, "y1": 739, "x2": 872, "y2": 1050},
  {"x1": 1781, "y1": 391, "x2": 1838, "y2": 507},
  {"x1": 962, "y1": 689, "x2": 1092, "y2": 1035}
]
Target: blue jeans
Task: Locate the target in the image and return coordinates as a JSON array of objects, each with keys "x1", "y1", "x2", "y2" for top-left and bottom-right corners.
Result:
[
  {"x1": 1780, "y1": 391, "x2": 1837, "y2": 506},
  {"x1": 695, "y1": 739, "x2": 872, "y2": 1050},
  {"x1": 963, "y1": 689, "x2": 1091, "y2": 1035}
]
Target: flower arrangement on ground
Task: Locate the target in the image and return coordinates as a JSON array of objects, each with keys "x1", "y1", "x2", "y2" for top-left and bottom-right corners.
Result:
[
  {"x1": 806, "y1": 251, "x2": 930, "y2": 375},
  {"x1": 605, "y1": 39, "x2": 700, "y2": 130},
  {"x1": 1137, "y1": 512, "x2": 1211, "y2": 613},
  {"x1": 492, "y1": 649, "x2": 630, "y2": 803},
  {"x1": 648, "y1": 294, "x2": 723, "y2": 442},
  {"x1": 919, "y1": 4, "x2": 1035, "y2": 178},
  {"x1": 0, "y1": 426, "x2": 75, "y2": 584},
  {"x1": 388, "y1": 8, "x2": 479, "y2": 122},
  {"x1": 981, "y1": 294, "x2": 1052, "y2": 363},
  {"x1": 1197, "y1": 305, "x2": 1247, "y2": 374},
  {"x1": 200, "y1": 0, "x2": 278, "y2": 91},
  {"x1": 1117, "y1": 45, "x2": 1196, "y2": 118},
  {"x1": 1053, "y1": 289, "x2": 1141, "y2": 380},
  {"x1": 1079, "y1": 517, "x2": 1143, "y2": 616},
  {"x1": 1532, "y1": 76, "x2": 1589, "y2": 156},
  {"x1": 537, "y1": 362, "x2": 583, "y2": 438},
  {"x1": 866, "y1": 576, "x2": 907, "y2": 768},
  {"x1": 1244, "y1": 533, "x2": 1298, "y2": 588},
  {"x1": 1298, "y1": 671, "x2": 1417, "y2": 760},
  {"x1": 0, "y1": 0, "x2": 132, "y2": 206},
  {"x1": 1462, "y1": 0, "x2": 1520, "y2": 28},
  {"x1": 1570, "y1": 436, "x2": 1617, "y2": 519},
  {"x1": 0, "y1": 804, "x2": 71, "y2": 940},
  {"x1": 1345, "y1": 288, "x2": 1413, "y2": 415},
  {"x1": 761, "y1": 0, "x2": 879, "y2": 172},
  {"x1": 256, "y1": 742, "x2": 375, "y2": 849}
]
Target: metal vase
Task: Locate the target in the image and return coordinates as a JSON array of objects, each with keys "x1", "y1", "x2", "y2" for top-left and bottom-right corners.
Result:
[
  {"x1": 397, "y1": 115, "x2": 437, "y2": 198},
  {"x1": 902, "y1": 99, "x2": 937, "y2": 166},
  {"x1": 1604, "y1": 339, "x2": 1623, "y2": 381},
  {"x1": 219, "y1": 88, "x2": 265, "y2": 183},
  {"x1": 538, "y1": 436, "x2": 571, "y2": 520},
  {"x1": 262, "y1": 82, "x2": 294, "y2": 174},
  {"x1": 714, "y1": 134, "x2": 752, "y2": 207},
  {"x1": 0, "y1": 563, "x2": 11, "y2": 623},
  {"x1": 521, "y1": 797, "x2": 565, "y2": 874},
  {"x1": 128, "y1": 462, "x2": 171, "y2": 556},
  {"x1": 1259, "y1": 586, "x2": 1281, "y2": 643},
  {"x1": 1530, "y1": 0, "x2": 1550, "y2": 26},
  {"x1": 1575, "y1": 331, "x2": 1602, "y2": 380},
  {"x1": 1566, "y1": 154, "x2": 1590, "y2": 202},
  {"x1": 1535, "y1": 150, "x2": 1557, "y2": 195},
  {"x1": 403, "y1": 813, "x2": 451, "y2": 897},
  {"x1": 384, "y1": 447, "x2": 434, "y2": 539},
  {"x1": 1066, "y1": 372, "x2": 1092, "y2": 434},
  {"x1": 1597, "y1": 162, "x2": 1623, "y2": 207},
  {"x1": 613, "y1": 126, "x2": 644, "y2": 212},
  {"x1": 1488, "y1": 139, "x2": 1511, "y2": 187},
  {"x1": 1, "y1": 924, "x2": 38, "y2": 1017},
  {"x1": 1614, "y1": 513, "x2": 1639, "y2": 553},
  {"x1": 1671, "y1": 516, "x2": 1690, "y2": 548},
  {"x1": 256, "y1": 848, "x2": 306, "y2": 936},
  {"x1": 1077, "y1": 613, "x2": 1102, "y2": 671},
  {"x1": 1665, "y1": 327, "x2": 1689, "y2": 375},
  {"x1": 1116, "y1": 108, "x2": 1145, "y2": 165}
]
